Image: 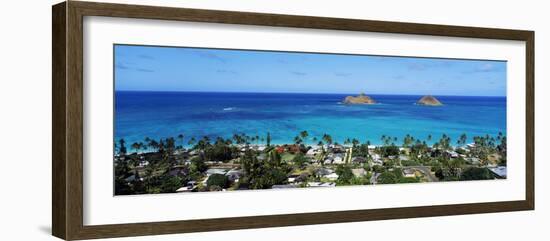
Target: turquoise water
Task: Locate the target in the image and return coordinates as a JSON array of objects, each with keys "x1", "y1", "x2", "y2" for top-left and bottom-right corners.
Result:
[{"x1": 114, "y1": 91, "x2": 506, "y2": 146}]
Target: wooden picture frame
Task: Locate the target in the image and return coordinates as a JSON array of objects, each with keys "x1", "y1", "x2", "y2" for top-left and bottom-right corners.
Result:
[{"x1": 52, "y1": 1, "x2": 534, "y2": 240}]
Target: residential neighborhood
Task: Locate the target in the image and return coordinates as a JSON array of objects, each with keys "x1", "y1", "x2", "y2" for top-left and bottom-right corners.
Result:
[{"x1": 114, "y1": 131, "x2": 507, "y2": 195}]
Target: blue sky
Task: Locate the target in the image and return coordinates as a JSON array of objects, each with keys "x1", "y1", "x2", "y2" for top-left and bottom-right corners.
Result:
[{"x1": 114, "y1": 44, "x2": 506, "y2": 96}]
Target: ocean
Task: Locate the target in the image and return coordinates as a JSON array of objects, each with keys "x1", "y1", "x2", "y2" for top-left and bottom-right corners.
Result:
[{"x1": 114, "y1": 91, "x2": 506, "y2": 147}]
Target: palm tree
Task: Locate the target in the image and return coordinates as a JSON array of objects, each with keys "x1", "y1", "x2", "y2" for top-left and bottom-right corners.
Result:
[
  {"x1": 139, "y1": 142, "x2": 147, "y2": 153},
  {"x1": 300, "y1": 130, "x2": 309, "y2": 143},
  {"x1": 351, "y1": 138, "x2": 360, "y2": 148},
  {"x1": 294, "y1": 135, "x2": 303, "y2": 145},
  {"x1": 458, "y1": 133, "x2": 467, "y2": 146},
  {"x1": 322, "y1": 134, "x2": 333, "y2": 146},
  {"x1": 131, "y1": 142, "x2": 140, "y2": 154},
  {"x1": 344, "y1": 138, "x2": 351, "y2": 146},
  {"x1": 148, "y1": 139, "x2": 159, "y2": 152},
  {"x1": 177, "y1": 134, "x2": 184, "y2": 149},
  {"x1": 118, "y1": 138, "x2": 127, "y2": 155},
  {"x1": 188, "y1": 137, "x2": 196, "y2": 146},
  {"x1": 403, "y1": 134, "x2": 414, "y2": 148},
  {"x1": 381, "y1": 135, "x2": 392, "y2": 146}
]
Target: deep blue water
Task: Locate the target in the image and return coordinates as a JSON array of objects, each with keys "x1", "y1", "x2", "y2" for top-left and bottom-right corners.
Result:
[{"x1": 114, "y1": 91, "x2": 506, "y2": 146}]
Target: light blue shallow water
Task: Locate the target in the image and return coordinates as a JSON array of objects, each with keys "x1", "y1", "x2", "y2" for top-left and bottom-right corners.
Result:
[{"x1": 114, "y1": 91, "x2": 506, "y2": 146}]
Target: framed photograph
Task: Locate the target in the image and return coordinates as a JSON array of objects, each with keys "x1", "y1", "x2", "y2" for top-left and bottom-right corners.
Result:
[{"x1": 52, "y1": 1, "x2": 534, "y2": 240}]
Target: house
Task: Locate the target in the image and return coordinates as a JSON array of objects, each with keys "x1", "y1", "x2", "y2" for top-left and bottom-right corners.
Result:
[
  {"x1": 296, "y1": 173, "x2": 309, "y2": 183},
  {"x1": 371, "y1": 154, "x2": 383, "y2": 166},
  {"x1": 371, "y1": 159, "x2": 384, "y2": 166},
  {"x1": 325, "y1": 173, "x2": 339, "y2": 181},
  {"x1": 331, "y1": 145, "x2": 346, "y2": 154},
  {"x1": 323, "y1": 157, "x2": 334, "y2": 165},
  {"x1": 124, "y1": 174, "x2": 141, "y2": 183},
  {"x1": 225, "y1": 169, "x2": 243, "y2": 182},
  {"x1": 306, "y1": 148, "x2": 321, "y2": 157},
  {"x1": 307, "y1": 182, "x2": 336, "y2": 187},
  {"x1": 370, "y1": 173, "x2": 381, "y2": 184},
  {"x1": 205, "y1": 168, "x2": 227, "y2": 176},
  {"x1": 176, "y1": 186, "x2": 193, "y2": 192},
  {"x1": 398, "y1": 155, "x2": 410, "y2": 162},
  {"x1": 168, "y1": 167, "x2": 188, "y2": 178},
  {"x1": 138, "y1": 160, "x2": 149, "y2": 167},
  {"x1": 371, "y1": 153, "x2": 382, "y2": 162},
  {"x1": 486, "y1": 162, "x2": 498, "y2": 168},
  {"x1": 445, "y1": 150, "x2": 459, "y2": 158},
  {"x1": 287, "y1": 174, "x2": 300, "y2": 183},
  {"x1": 465, "y1": 157, "x2": 481, "y2": 165},
  {"x1": 287, "y1": 144, "x2": 302, "y2": 154},
  {"x1": 316, "y1": 168, "x2": 334, "y2": 176},
  {"x1": 352, "y1": 156, "x2": 367, "y2": 164},
  {"x1": 488, "y1": 166, "x2": 507, "y2": 178},
  {"x1": 351, "y1": 168, "x2": 367, "y2": 177},
  {"x1": 333, "y1": 154, "x2": 344, "y2": 164},
  {"x1": 176, "y1": 180, "x2": 197, "y2": 193},
  {"x1": 257, "y1": 153, "x2": 267, "y2": 161},
  {"x1": 402, "y1": 168, "x2": 416, "y2": 178}
]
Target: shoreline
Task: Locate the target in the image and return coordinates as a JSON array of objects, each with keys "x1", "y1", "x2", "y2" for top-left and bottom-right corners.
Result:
[
  {"x1": 117, "y1": 142, "x2": 481, "y2": 156},
  {"x1": 115, "y1": 133, "x2": 505, "y2": 154}
]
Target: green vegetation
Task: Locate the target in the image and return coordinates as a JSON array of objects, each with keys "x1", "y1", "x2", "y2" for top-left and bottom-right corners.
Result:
[
  {"x1": 240, "y1": 149, "x2": 290, "y2": 189},
  {"x1": 114, "y1": 131, "x2": 506, "y2": 195},
  {"x1": 378, "y1": 145, "x2": 399, "y2": 157},
  {"x1": 207, "y1": 174, "x2": 229, "y2": 189},
  {"x1": 460, "y1": 167, "x2": 494, "y2": 181},
  {"x1": 335, "y1": 165, "x2": 354, "y2": 184}
]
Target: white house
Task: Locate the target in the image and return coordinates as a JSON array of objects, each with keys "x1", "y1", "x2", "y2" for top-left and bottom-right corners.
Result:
[
  {"x1": 323, "y1": 157, "x2": 334, "y2": 165},
  {"x1": 488, "y1": 166, "x2": 507, "y2": 178},
  {"x1": 351, "y1": 168, "x2": 367, "y2": 177},
  {"x1": 307, "y1": 182, "x2": 336, "y2": 187},
  {"x1": 333, "y1": 154, "x2": 344, "y2": 164},
  {"x1": 306, "y1": 148, "x2": 321, "y2": 157},
  {"x1": 225, "y1": 169, "x2": 243, "y2": 182},
  {"x1": 316, "y1": 168, "x2": 334, "y2": 176},
  {"x1": 325, "y1": 173, "x2": 339, "y2": 181},
  {"x1": 138, "y1": 160, "x2": 149, "y2": 167},
  {"x1": 402, "y1": 168, "x2": 416, "y2": 178},
  {"x1": 371, "y1": 154, "x2": 383, "y2": 166},
  {"x1": 205, "y1": 168, "x2": 227, "y2": 176},
  {"x1": 465, "y1": 157, "x2": 481, "y2": 165}
]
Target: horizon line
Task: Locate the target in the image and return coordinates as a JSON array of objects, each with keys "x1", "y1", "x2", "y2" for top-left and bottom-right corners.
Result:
[{"x1": 114, "y1": 89, "x2": 506, "y2": 98}]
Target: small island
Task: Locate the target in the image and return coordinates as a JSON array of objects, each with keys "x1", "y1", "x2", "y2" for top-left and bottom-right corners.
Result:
[
  {"x1": 416, "y1": 95, "x2": 443, "y2": 106},
  {"x1": 343, "y1": 93, "x2": 376, "y2": 104}
]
